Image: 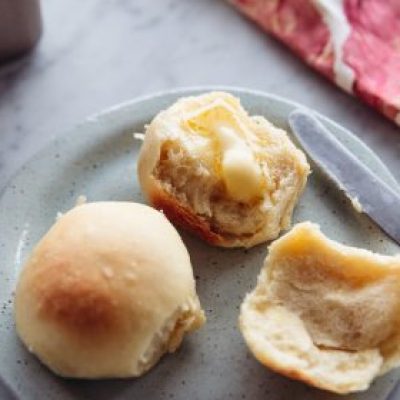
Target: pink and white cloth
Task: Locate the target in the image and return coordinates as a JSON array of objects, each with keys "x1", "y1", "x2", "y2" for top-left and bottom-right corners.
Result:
[{"x1": 230, "y1": 0, "x2": 400, "y2": 127}]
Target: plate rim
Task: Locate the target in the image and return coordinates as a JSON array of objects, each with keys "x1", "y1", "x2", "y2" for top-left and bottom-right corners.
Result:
[
  {"x1": 1, "y1": 86, "x2": 399, "y2": 399},
  {"x1": 1, "y1": 85, "x2": 398, "y2": 201}
]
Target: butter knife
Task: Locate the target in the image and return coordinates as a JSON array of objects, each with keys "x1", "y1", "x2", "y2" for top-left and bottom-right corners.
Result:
[{"x1": 288, "y1": 109, "x2": 400, "y2": 246}]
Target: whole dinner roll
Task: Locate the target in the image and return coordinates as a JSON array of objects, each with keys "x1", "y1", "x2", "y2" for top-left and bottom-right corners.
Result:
[{"x1": 14, "y1": 202, "x2": 205, "y2": 378}]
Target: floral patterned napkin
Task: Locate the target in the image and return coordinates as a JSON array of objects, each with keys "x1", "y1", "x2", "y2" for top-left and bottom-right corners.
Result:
[{"x1": 230, "y1": 0, "x2": 400, "y2": 127}]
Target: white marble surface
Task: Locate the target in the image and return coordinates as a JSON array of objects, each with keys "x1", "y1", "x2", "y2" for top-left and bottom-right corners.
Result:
[{"x1": 0, "y1": 0, "x2": 399, "y2": 190}]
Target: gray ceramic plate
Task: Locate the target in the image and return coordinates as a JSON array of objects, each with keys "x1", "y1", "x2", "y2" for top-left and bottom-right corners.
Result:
[{"x1": 1, "y1": 87, "x2": 399, "y2": 400}]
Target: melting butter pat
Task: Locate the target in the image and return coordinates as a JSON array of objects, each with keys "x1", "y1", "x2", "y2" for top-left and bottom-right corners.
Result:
[{"x1": 216, "y1": 125, "x2": 263, "y2": 202}]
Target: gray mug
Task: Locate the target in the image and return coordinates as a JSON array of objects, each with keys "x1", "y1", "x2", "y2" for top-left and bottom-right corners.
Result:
[{"x1": 0, "y1": 0, "x2": 42, "y2": 62}]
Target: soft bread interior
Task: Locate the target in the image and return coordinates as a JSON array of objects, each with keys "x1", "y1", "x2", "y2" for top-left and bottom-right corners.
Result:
[
  {"x1": 136, "y1": 296, "x2": 204, "y2": 375},
  {"x1": 138, "y1": 92, "x2": 310, "y2": 247},
  {"x1": 240, "y1": 222, "x2": 400, "y2": 394}
]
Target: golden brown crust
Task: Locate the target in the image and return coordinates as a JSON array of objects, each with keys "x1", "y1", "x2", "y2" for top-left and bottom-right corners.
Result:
[
  {"x1": 35, "y1": 269, "x2": 120, "y2": 341},
  {"x1": 149, "y1": 182, "x2": 225, "y2": 247},
  {"x1": 14, "y1": 202, "x2": 205, "y2": 378},
  {"x1": 146, "y1": 179, "x2": 270, "y2": 248}
]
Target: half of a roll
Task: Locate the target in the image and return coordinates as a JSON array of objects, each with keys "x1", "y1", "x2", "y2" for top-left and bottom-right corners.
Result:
[
  {"x1": 240, "y1": 222, "x2": 400, "y2": 394},
  {"x1": 138, "y1": 91, "x2": 310, "y2": 248}
]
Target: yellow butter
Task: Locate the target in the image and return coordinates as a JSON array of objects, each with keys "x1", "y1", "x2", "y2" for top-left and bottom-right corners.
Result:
[
  {"x1": 184, "y1": 105, "x2": 263, "y2": 203},
  {"x1": 216, "y1": 124, "x2": 263, "y2": 202}
]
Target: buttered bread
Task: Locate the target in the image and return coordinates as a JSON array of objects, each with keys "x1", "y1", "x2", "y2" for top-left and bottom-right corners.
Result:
[{"x1": 137, "y1": 91, "x2": 310, "y2": 248}]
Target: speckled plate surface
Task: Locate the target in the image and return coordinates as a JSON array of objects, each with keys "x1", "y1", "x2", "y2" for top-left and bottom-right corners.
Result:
[{"x1": 1, "y1": 87, "x2": 399, "y2": 400}]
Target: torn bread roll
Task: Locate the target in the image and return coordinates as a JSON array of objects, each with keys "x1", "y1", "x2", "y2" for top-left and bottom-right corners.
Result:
[
  {"x1": 239, "y1": 222, "x2": 400, "y2": 394},
  {"x1": 137, "y1": 91, "x2": 310, "y2": 248},
  {"x1": 14, "y1": 202, "x2": 205, "y2": 378}
]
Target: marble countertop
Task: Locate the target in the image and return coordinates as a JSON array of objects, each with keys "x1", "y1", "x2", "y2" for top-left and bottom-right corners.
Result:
[{"x1": 0, "y1": 0, "x2": 399, "y2": 189}]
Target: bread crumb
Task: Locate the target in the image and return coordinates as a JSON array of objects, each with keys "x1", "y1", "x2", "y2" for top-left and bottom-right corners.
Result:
[
  {"x1": 133, "y1": 133, "x2": 145, "y2": 141},
  {"x1": 75, "y1": 195, "x2": 87, "y2": 207},
  {"x1": 350, "y1": 196, "x2": 363, "y2": 213}
]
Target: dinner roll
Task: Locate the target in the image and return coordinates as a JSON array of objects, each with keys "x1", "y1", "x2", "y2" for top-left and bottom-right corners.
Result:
[
  {"x1": 14, "y1": 202, "x2": 205, "y2": 378},
  {"x1": 239, "y1": 222, "x2": 400, "y2": 394},
  {"x1": 137, "y1": 91, "x2": 310, "y2": 248}
]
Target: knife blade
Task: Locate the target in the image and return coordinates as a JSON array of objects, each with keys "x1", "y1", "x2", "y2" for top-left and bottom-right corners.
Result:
[{"x1": 288, "y1": 109, "x2": 400, "y2": 246}]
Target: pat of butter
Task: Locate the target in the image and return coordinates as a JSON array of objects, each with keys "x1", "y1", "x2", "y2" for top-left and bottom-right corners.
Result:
[{"x1": 216, "y1": 125, "x2": 263, "y2": 202}]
